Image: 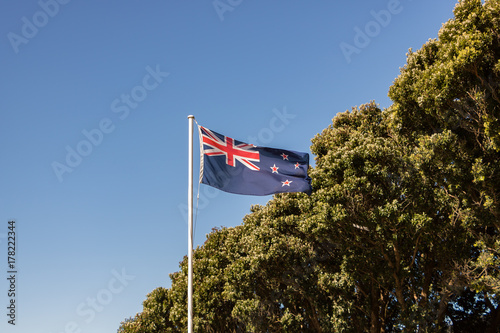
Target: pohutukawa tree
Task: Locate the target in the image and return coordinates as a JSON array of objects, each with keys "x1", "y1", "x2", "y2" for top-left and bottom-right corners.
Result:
[{"x1": 118, "y1": 1, "x2": 500, "y2": 332}]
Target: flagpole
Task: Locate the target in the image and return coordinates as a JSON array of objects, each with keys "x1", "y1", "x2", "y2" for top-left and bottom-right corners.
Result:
[{"x1": 187, "y1": 115, "x2": 194, "y2": 333}]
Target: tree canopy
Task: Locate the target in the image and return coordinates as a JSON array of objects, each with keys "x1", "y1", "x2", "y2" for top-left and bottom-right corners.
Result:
[{"x1": 118, "y1": 1, "x2": 500, "y2": 332}]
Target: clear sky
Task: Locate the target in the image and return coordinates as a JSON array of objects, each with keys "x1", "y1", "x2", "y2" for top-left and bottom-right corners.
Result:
[{"x1": 1, "y1": 1, "x2": 459, "y2": 332}]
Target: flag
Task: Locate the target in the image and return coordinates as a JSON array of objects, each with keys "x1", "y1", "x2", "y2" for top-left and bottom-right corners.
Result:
[{"x1": 198, "y1": 125, "x2": 312, "y2": 196}]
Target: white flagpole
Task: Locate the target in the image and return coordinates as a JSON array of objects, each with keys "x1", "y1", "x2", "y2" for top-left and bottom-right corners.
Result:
[{"x1": 187, "y1": 115, "x2": 194, "y2": 333}]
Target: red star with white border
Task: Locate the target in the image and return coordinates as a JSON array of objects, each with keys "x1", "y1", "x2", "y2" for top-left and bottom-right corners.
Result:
[
  {"x1": 294, "y1": 162, "x2": 300, "y2": 169},
  {"x1": 282, "y1": 179, "x2": 292, "y2": 187},
  {"x1": 270, "y1": 164, "x2": 279, "y2": 174},
  {"x1": 281, "y1": 153, "x2": 288, "y2": 160}
]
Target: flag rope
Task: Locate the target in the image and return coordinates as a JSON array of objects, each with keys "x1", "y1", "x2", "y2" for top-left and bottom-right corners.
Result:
[
  {"x1": 193, "y1": 118, "x2": 201, "y2": 238},
  {"x1": 194, "y1": 179, "x2": 201, "y2": 240}
]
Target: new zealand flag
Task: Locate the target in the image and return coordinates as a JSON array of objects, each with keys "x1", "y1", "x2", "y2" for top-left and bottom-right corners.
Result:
[{"x1": 198, "y1": 125, "x2": 312, "y2": 196}]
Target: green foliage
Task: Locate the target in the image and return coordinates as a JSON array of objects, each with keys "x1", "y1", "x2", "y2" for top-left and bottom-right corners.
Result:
[
  {"x1": 389, "y1": 0, "x2": 500, "y2": 150},
  {"x1": 118, "y1": 288, "x2": 174, "y2": 333},
  {"x1": 119, "y1": 1, "x2": 500, "y2": 332},
  {"x1": 389, "y1": 0, "x2": 500, "y2": 311}
]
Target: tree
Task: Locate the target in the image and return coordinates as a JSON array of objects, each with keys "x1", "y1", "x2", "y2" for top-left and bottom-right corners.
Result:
[
  {"x1": 308, "y1": 102, "x2": 483, "y2": 331},
  {"x1": 118, "y1": 1, "x2": 500, "y2": 331},
  {"x1": 118, "y1": 288, "x2": 174, "y2": 333},
  {"x1": 389, "y1": 0, "x2": 500, "y2": 329}
]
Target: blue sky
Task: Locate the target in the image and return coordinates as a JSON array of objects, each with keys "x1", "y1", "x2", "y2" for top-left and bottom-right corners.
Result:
[{"x1": 1, "y1": 0, "x2": 459, "y2": 332}]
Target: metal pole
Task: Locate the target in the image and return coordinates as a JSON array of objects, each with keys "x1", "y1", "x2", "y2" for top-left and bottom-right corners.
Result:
[{"x1": 187, "y1": 115, "x2": 194, "y2": 333}]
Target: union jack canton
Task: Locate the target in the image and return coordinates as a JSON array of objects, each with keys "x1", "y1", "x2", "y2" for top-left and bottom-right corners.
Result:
[{"x1": 198, "y1": 125, "x2": 312, "y2": 196}]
